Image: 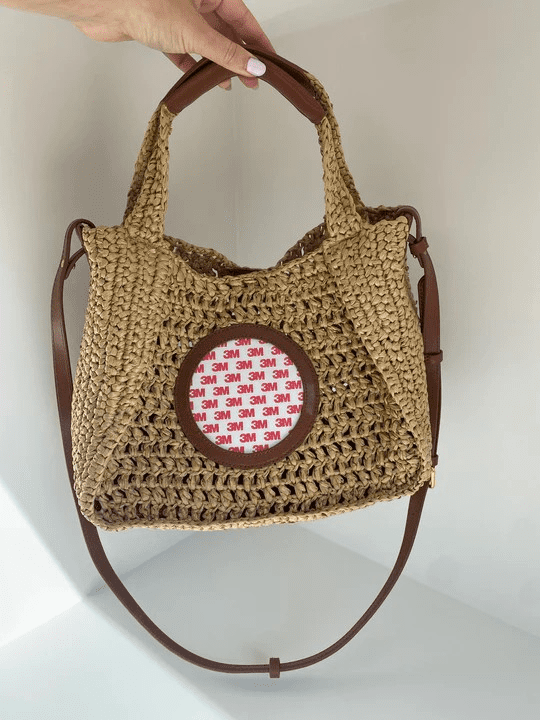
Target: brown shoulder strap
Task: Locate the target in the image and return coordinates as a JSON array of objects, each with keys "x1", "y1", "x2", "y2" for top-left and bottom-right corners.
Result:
[{"x1": 51, "y1": 215, "x2": 441, "y2": 679}]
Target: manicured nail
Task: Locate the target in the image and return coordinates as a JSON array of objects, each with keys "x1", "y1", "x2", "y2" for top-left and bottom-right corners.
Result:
[{"x1": 247, "y1": 57, "x2": 266, "y2": 77}]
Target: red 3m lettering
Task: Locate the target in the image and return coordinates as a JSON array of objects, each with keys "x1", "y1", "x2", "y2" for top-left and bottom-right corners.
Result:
[
  {"x1": 227, "y1": 421, "x2": 244, "y2": 432},
  {"x1": 192, "y1": 412, "x2": 206, "y2": 422},
  {"x1": 213, "y1": 386, "x2": 230, "y2": 396},
  {"x1": 251, "y1": 419, "x2": 268, "y2": 430},
  {"x1": 212, "y1": 362, "x2": 228, "y2": 372},
  {"x1": 276, "y1": 417, "x2": 292, "y2": 428},
  {"x1": 224, "y1": 373, "x2": 241, "y2": 383},
  {"x1": 248, "y1": 371, "x2": 265, "y2": 381},
  {"x1": 237, "y1": 384, "x2": 254, "y2": 394},
  {"x1": 235, "y1": 338, "x2": 251, "y2": 346},
  {"x1": 264, "y1": 430, "x2": 281, "y2": 442},
  {"x1": 216, "y1": 435, "x2": 232, "y2": 445},
  {"x1": 287, "y1": 404, "x2": 302, "y2": 414},
  {"x1": 261, "y1": 382, "x2": 277, "y2": 392},
  {"x1": 226, "y1": 396, "x2": 243, "y2": 407},
  {"x1": 200, "y1": 375, "x2": 217, "y2": 385},
  {"x1": 203, "y1": 351, "x2": 216, "y2": 361},
  {"x1": 274, "y1": 393, "x2": 290, "y2": 403},
  {"x1": 214, "y1": 410, "x2": 231, "y2": 421},
  {"x1": 236, "y1": 360, "x2": 252, "y2": 370},
  {"x1": 253, "y1": 444, "x2": 269, "y2": 451},
  {"x1": 189, "y1": 388, "x2": 205, "y2": 398},
  {"x1": 272, "y1": 369, "x2": 289, "y2": 379},
  {"x1": 240, "y1": 433, "x2": 257, "y2": 443},
  {"x1": 202, "y1": 399, "x2": 218, "y2": 409},
  {"x1": 239, "y1": 408, "x2": 255, "y2": 418},
  {"x1": 285, "y1": 380, "x2": 302, "y2": 390},
  {"x1": 203, "y1": 423, "x2": 219, "y2": 434},
  {"x1": 250, "y1": 395, "x2": 267, "y2": 405},
  {"x1": 260, "y1": 358, "x2": 276, "y2": 368},
  {"x1": 223, "y1": 349, "x2": 240, "y2": 359},
  {"x1": 247, "y1": 347, "x2": 264, "y2": 357},
  {"x1": 271, "y1": 346, "x2": 283, "y2": 355},
  {"x1": 263, "y1": 406, "x2": 279, "y2": 416}
]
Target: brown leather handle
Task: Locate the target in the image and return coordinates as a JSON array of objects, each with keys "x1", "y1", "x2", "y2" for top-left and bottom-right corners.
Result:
[
  {"x1": 51, "y1": 209, "x2": 441, "y2": 679},
  {"x1": 161, "y1": 42, "x2": 326, "y2": 123}
]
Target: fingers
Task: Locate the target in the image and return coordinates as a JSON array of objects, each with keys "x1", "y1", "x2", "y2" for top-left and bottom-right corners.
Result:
[
  {"x1": 164, "y1": 49, "x2": 233, "y2": 90},
  {"x1": 201, "y1": 9, "x2": 262, "y2": 89},
  {"x1": 163, "y1": 52, "x2": 197, "y2": 73},
  {"x1": 185, "y1": 8, "x2": 268, "y2": 85},
  {"x1": 213, "y1": 0, "x2": 276, "y2": 56},
  {"x1": 164, "y1": 0, "x2": 278, "y2": 92}
]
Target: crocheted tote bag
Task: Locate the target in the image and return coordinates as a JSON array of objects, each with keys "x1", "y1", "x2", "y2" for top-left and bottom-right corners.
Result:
[{"x1": 51, "y1": 44, "x2": 442, "y2": 679}]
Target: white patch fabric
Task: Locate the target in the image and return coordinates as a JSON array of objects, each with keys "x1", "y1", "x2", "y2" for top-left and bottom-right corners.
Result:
[{"x1": 188, "y1": 337, "x2": 304, "y2": 453}]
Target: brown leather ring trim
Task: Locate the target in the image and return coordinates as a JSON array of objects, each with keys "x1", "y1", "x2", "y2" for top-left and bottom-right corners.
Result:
[
  {"x1": 174, "y1": 324, "x2": 320, "y2": 469},
  {"x1": 424, "y1": 350, "x2": 443, "y2": 364},
  {"x1": 269, "y1": 657, "x2": 281, "y2": 679}
]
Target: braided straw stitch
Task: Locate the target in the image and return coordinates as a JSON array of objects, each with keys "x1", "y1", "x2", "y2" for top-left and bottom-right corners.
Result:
[{"x1": 71, "y1": 71, "x2": 432, "y2": 531}]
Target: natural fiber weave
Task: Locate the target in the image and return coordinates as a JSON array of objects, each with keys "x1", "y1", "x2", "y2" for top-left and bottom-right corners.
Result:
[{"x1": 70, "y1": 71, "x2": 432, "y2": 531}]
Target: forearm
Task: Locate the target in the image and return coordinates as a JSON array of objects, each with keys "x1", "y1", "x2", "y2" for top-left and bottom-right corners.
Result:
[
  {"x1": 1, "y1": 0, "x2": 108, "y2": 23},
  {"x1": 2, "y1": 0, "x2": 273, "y2": 84}
]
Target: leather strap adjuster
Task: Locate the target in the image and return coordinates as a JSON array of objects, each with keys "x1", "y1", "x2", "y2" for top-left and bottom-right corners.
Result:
[
  {"x1": 409, "y1": 236, "x2": 429, "y2": 256},
  {"x1": 269, "y1": 657, "x2": 281, "y2": 678},
  {"x1": 424, "y1": 350, "x2": 443, "y2": 364}
]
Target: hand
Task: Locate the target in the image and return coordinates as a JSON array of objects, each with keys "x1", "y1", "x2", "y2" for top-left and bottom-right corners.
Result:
[{"x1": 71, "y1": 0, "x2": 277, "y2": 91}]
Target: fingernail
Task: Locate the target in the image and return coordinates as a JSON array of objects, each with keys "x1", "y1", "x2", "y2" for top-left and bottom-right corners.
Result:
[{"x1": 247, "y1": 57, "x2": 266, "y2": 77}]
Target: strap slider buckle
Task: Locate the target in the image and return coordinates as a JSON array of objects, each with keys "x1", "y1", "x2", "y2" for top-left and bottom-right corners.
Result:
[
  {"x1": 269, "y1": 657, "x2": 281, "y2": 678},
  {"x1": 424, "y1": 350, "x2": 443, "y2": 364},
  {"x1": 410, "y1": 236, "x2": 429, "y2": 257}
]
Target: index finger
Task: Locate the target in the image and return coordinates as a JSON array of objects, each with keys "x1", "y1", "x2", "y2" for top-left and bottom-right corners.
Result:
[{"x1": 214, "y1": 0, "x2": 277, "y2": 55}]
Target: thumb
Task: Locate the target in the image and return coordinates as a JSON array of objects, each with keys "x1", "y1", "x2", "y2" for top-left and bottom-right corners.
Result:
[{"x1": 187, "y1": 12, "x2": 266, "y2": 80}]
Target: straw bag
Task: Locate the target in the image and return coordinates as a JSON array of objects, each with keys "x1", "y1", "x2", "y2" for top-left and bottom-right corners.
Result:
[{"x1": 51, "y1": 44, "x2": 442, "y2": 679}]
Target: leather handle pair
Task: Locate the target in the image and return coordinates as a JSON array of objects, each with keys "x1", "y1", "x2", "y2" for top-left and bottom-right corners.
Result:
[{"x1": 160, "y1": 42, "x2": 326, "y2": 123}]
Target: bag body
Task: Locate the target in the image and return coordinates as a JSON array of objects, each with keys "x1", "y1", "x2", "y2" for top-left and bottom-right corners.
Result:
[
  {"x1": 70, "y1": 75, "x2": 432, "y2": 533},
  {"x1": 51, "y1": 45, "x2": 441, "y2": 677}
]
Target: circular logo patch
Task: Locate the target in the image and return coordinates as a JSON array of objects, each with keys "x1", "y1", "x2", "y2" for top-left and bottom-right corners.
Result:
[{"x1": 174, "y1": 324, "x2": 319, "y2": 468}]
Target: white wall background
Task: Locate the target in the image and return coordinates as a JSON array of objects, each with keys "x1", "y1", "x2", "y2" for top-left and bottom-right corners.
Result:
[
  {"x1": 257, "y1": 0, "x2": 540, "y2": 640},
  {"x1": 1, "y1": 0, "x2": 539, "y2": 672},
  {"x1": 0, "y1": 6, "x2": 241, "y2": 647}
]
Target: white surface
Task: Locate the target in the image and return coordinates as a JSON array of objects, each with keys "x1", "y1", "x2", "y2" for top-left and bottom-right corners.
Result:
[
  {"x1": 0, "y1": 484, "x2": 81, "y2": 647},
  {"x1": 1, "y1": 531, "x2": 540, "y2": 719}
]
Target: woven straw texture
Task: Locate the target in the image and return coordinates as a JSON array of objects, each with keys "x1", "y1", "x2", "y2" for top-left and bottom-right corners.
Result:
[{"x1": 71, "y1": 71, "x2": 432, "y2": 531}]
